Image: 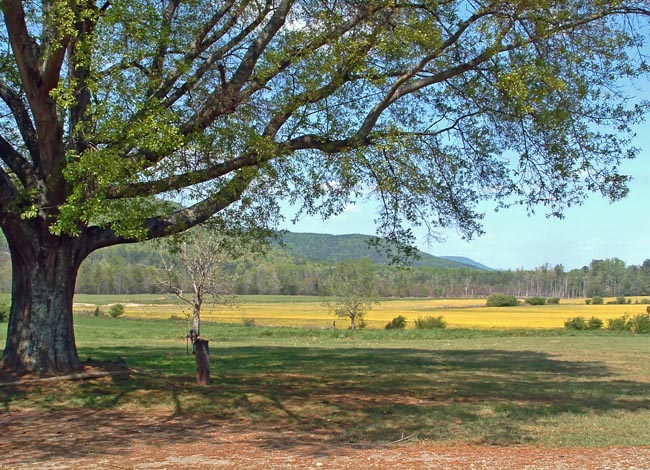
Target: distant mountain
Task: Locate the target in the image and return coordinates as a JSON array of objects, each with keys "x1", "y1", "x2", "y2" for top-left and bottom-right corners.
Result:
[
  {"x1": 439, "y1": 256, "x2": 493, "y2": 271},
  {"x1": 276, "y1": 232, "x2": 490, "y2": 270}
]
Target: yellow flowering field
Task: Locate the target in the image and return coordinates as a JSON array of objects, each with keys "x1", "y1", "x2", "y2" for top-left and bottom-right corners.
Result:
[{"x1": 75, "y1": 295, "x2": 650, "y2": 330}]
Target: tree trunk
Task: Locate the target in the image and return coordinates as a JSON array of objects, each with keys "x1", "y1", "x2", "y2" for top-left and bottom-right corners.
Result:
[
  {"x1": 194, "y1": 339, "x2": 210, "y2": 386},
  {"x1": 1, "y1": 223, "x2": 86, "y2": 373},
  {"x1": 192, "y1": 301, "x2": 201, "y2": 338}
]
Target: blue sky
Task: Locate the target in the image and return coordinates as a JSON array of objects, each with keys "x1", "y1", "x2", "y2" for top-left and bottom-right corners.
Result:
[{"x1": 279, "y1": 131, "x2": 650, "y2": 271}]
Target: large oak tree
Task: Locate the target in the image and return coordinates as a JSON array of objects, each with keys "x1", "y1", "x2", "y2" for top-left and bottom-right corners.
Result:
[{"x1": 1, "y1": 0, "x2": 649, "y2": 372}]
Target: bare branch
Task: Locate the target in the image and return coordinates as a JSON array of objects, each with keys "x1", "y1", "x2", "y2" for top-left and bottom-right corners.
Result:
[{"x1": 160, "y1": 253, "x2": 194, "y2": 307}]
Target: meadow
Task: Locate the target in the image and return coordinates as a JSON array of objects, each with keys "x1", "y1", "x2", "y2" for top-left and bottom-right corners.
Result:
[
  {"x1": 72, "y1": 293, "x2": 650, "y2": 330},
  {"x1": 2, "y1": 314, "x2": 650, "y2": 448},
  {"x1": 2, "y1": 294, "x2": 650, "y2": 451}
]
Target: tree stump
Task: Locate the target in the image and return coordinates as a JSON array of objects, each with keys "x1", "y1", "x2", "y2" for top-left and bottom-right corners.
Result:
[{"x1": 194, "y1": 339, "x2": 210, "y2": 386}]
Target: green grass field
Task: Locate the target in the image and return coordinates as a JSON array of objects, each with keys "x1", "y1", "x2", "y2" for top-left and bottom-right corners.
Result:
[{"x1": 2, "y1": 313, "x2": 650, "y2": 447}]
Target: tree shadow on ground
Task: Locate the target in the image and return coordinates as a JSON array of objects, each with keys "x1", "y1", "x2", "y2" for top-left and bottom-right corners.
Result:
[{"x1": 2, "y1": 344, "x2": 649, "y2": 464}]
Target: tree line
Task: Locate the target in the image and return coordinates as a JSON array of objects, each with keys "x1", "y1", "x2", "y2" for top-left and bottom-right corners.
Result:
[
  {"x1": 1, "y1": 234, "x2": 645, "y2": 299},
  {"x1": 228, "y1": 257, "x2": 650, "y2": 299}
]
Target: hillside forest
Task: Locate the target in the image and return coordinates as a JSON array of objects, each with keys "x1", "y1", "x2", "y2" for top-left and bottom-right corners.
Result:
[{"x1": 0, "y1": 233, "x2": 647, "y2": 299}]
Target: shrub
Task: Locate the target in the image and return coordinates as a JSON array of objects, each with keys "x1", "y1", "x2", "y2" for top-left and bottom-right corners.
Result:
[
  {"x1": 525, "y1": 297, "x2": 546, "y2": 305},
  {"x1": 591, "y1": 296, "x2": 604, "y2": 305},
  {"x1": 385, "y1": 315, "x2": 407, "y2": 330},
  {"x1": 564, "y1": 316, "x2": 588, "y2": 330},
  {"x1": 108, "y1": 303, "x2": 125, "y2": 318},
  {"x1": 564, "y1": 316, "x2": 603, "y2": 331},
  {"x1": 606, "y1": 313, "x2": 650, "y2": 333},
  {"x1": 606, "y1": 315, "x2": 631, "y2": 332},
  {"x1": 414, "y1": 315, "x2": 447, "y2": 329},
  {"x1": 587, "y1": 316, "x2": 604, "y2": 330},
  {"x1": 629, "y1": 312, "x2": 650, "y2": 333},
  {"x1": 486, "y1": 293, "x2": 518, "y2": 307},
  {"x1": 546, "y1": 297, "x2": 561, "y2": 305}
]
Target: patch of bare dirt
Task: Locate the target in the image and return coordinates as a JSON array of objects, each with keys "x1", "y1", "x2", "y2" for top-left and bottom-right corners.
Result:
[
  {"x1": 1, "y1": 408, "x2": 649, "y2": 469},
  {"x1": 0, "y1": 360, "x2": 129, "y2": 386}
]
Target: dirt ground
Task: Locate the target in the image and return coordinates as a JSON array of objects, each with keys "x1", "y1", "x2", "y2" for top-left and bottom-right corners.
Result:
[
  {"x1": 2, "y1": 366, "x2": 650, "y2": 470},
  {"x1": 1, "y1": 407, "x2": 649, "y2": 470}
]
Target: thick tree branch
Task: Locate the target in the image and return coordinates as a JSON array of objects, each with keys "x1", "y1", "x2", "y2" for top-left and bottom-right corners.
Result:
[
  {"x1": 106, "y1": 151, "x2": 261, "y2": 199},
  {"x1": 0, "y1": 164, "x2": 19, "y2": 211},
  {"x1": 0, "y1": 134, "x2": 32, "y2": 186},
  {"x1": 356, "y1": 6, "x2": 626, "y2": 145},
  {"x1": 3, "y1": 0, "x2": 64, "y2": 177},
  {"x1": 111, "y1": 65, "x2": 364, "y2": 200},
  {"x1": 148, "y1": 0, "x2": 181, "y2": 95},
  {"x1": 229, "y1": 0, "x2": 293, "y2": 89},
  {"x1": 182, "y1": 0, "x2": 293, "y2": 132},
  {"x1": 285, "y1": 133, "x2": 362, "y2": 154},
  {"x1": 145, "y1": 169, "x2": 255, "y2": 239},
  {"x1": 0, "y1": 79, "x2": 37, "y2": 178},
  {"x1": 357, "y1": 8, "x2": 509, "y2": 139},
  {"x1": 88, "y1": 168, "x2": 256, "y2": 251},
  {"x1": 68, "y1": 1, "x2": 104, "y2": 153},
  {"x1": 41, "y1": 42, "x2": 67, "y2": 93},
  {"x1": 155, "y1": 0, "x2": 265, "y2": 105},
  {"x1": 3, "y1": 0, "x2": 42, "y2": 98}
]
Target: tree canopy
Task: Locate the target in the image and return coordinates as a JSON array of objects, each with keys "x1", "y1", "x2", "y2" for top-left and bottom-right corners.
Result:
[
  {"x1": 2, "y1": 0, "x2": 650, "y2": 372},
  {"x1": 2, "y1": 0, "x2": 649, "y2": 249}
]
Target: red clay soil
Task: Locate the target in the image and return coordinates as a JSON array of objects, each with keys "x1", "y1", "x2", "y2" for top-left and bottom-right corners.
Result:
[{"x1": 1, "y1": 408, "x2": 649, "y2": 470}]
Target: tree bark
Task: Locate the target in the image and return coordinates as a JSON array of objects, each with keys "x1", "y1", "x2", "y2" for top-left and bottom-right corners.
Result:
[
  {"x1": 194, "y1": 338, "x2": 210, "y2": 386},
  {"x1": 1, "y1": 222, "x2": 86, "y2": 373},
  {"x1": 192, "y1": 301, "x2": 201, "y2": 338}
]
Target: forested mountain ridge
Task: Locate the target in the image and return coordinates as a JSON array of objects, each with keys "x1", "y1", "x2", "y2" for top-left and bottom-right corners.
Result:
[
  {"x1": 439, "y1": 256, "x2": 494, "y2": 271},
  {"x1": 274, "y1": 232, "x2": 489, "y2": 270}
]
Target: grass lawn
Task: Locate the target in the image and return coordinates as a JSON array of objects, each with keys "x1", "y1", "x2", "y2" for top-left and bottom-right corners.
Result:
[{"x1": 2, "y1": 315, "x2": 650, "y2": 447}]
